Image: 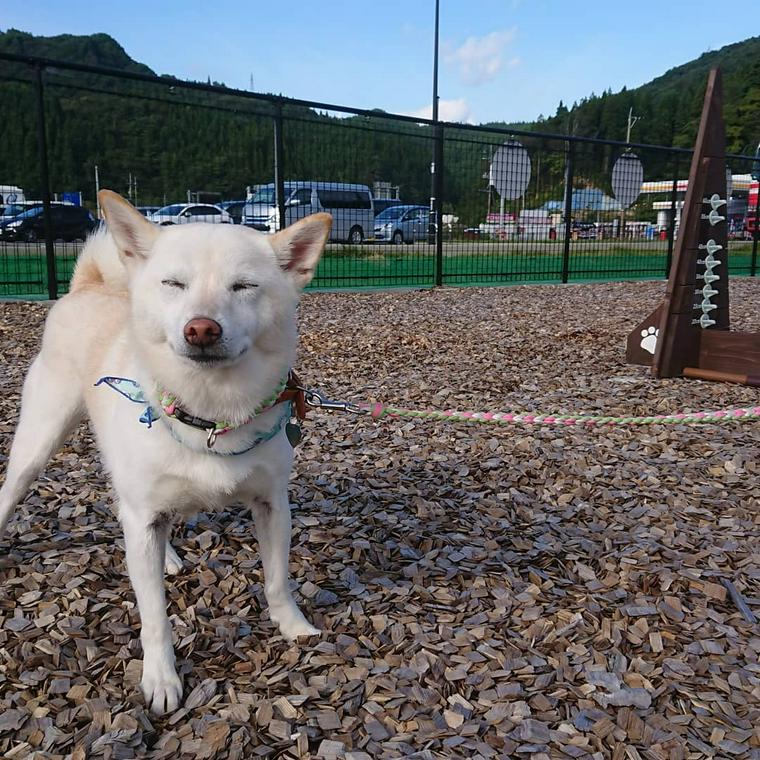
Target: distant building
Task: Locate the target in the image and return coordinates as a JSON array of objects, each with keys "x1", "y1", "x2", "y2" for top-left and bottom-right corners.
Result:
[
  {"x1": 543, "y1": 187, "x2": 621, "y2": 214},
  {"x1": 373, "y1": 181, "x2": 400, "y2": 200},
  {"x1": 643, "y1": 173, "x2": 752, "y2": 231}
]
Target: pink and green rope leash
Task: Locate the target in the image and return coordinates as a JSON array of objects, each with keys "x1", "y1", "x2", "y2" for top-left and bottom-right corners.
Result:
[{"x1": 359, "y1": 402, "x2": 760, "y2": 427}]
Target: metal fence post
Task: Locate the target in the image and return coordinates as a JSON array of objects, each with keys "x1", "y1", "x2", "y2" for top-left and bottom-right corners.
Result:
[
  {"x1": 34, "y1": 64, "x2": 57, "y2": 300},
  {"x1": 273, "y1": 100, "x2": 286, "y2": 231},
  {"x1": 665, "y1": 158, "x2": 679, "y2": 277},
  {"x1": 434, "y1": 124, "x2": 444, "y2": 287},
  {"x1": 561, "y1": 141, "x2": 575, "y2": 284},
  {"x1": 751, "y1": 183, "x2": 760, "y2": 277}
]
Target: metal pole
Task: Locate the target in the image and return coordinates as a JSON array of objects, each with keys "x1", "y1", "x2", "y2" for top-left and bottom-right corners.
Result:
[
  {"x1": 561, "y1": 142, "x2": 575, "y2": 284},
  {"x1": 751, "y1": 183, "x2": 760, "y2": 277},
  {"x1": 665, "y1": 157, "x2": 679, "y2": 277},
  {"x1": 273, "y1": 100, "x2": 286, "y2": 231},
  {"x1": 434, "y1": 124, "x2": 444, "y2": 286},
  {"x1": 34, "y1": 64, "x2": 57, "y2": 300},
  {"x1": 428, "y1": 0, "x2": 439, "y2": 245},
  {"x1": 432, "y1": 0, "x2": 439, "y2": 123}
]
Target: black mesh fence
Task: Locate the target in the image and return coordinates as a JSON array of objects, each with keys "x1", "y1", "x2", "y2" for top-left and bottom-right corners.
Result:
[
  {"x1": 440, "y1": 130, "x2": 567, "y2": 285},
  {"x1": 0, "y1": 70, "x2": 49, "y2": 297},
  {"x1": 0, "y1": 52, "x2": 757, "y2": 298},
  {"x1": 279, "y1": 113, "x2": 436, "y2": 288},
  {"x1": 726, "y1": 152, "x2": 760, "y2": 277}
]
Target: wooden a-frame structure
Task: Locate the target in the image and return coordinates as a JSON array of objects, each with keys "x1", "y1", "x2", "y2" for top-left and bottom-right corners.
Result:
[{"x1": 626, "y1": 68, "x2": 760, "y2": 386}]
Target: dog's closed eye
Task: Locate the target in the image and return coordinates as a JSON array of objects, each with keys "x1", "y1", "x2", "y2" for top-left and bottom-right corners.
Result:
[
  {"x1": 161, "y1": 279, "x2": 187, "y2": 290},
  {"x1": 231, "y1": 282, "x2": 258, "y2": 292}
]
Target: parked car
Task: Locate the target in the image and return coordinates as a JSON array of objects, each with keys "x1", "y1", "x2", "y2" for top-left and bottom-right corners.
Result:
[
  {"x1": 373, "y1": 198, "x2": 406, "y2": 216},
  {"x1": 0, "y1": 204, "x2": 96, "y2": 242},
  {"x1": 374, "y1": 204, "x2": 430, "y2": 244},
  {"x1": 147, "y1": 203, "x2": 233, "y2": 225},
  {"x1": 0, "y1": 203, "x2": 29, "y2": 224},
  {"x1": 1, "y1": 200, "x2": 74, "y2": 225},
  {"x1": 220, "y1": 200, "x2": 246, "y2": 224},
  {"x1": 242, "y1": 181, "x2": 374, "y2": 243}
]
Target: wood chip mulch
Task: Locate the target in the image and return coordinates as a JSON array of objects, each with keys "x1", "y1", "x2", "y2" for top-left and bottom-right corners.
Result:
[{"x1": 1, "y1": 279, "x2": 759, "y2": 759}]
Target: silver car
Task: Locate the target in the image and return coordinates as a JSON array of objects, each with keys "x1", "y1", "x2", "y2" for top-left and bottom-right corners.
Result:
[
  {"x1": 147, "y1": 203, "x2": 233, "y2": 226},
  {"x1": 374, "y1": 204, "x2": 430, "y2": 244}
]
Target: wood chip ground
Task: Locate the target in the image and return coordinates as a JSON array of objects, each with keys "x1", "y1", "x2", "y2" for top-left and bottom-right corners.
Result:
[{"x1": 1, "y1": 279, "x2": 758, "y2": 759}]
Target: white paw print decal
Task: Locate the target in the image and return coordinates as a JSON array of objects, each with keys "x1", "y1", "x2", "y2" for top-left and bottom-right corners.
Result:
[{"x1": 640, "y1": 326, "x2": 658, "y2": 355}]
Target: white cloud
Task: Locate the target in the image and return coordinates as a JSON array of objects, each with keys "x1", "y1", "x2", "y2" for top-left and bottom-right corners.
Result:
[
  {"x1": 444, "y1": 29, "x2": 518, "y2": 86},
  {"x1": 408, "y1": 98, "x2": 474, "y2": 124}
]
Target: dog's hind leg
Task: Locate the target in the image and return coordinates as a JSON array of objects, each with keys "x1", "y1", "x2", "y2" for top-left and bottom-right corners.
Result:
[{"x1": 0, "y1": 355, "x2": 84, "y2": 537}]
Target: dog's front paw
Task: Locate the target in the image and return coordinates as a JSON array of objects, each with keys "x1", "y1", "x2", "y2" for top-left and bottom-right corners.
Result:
[
  {"x1": 270, "y1": 605, "x2": 320, "y2": 641},
  {"x1": 140, "y1": 664, "x2": 183, "y2": 715},
  {"x1": 164, "y1": 543, "x2": 184, "y2": 576}
]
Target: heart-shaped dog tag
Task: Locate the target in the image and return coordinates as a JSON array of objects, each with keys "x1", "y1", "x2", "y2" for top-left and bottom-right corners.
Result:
[{"x1": 285, "y1": 422, "x2": 302, "y2": 447}]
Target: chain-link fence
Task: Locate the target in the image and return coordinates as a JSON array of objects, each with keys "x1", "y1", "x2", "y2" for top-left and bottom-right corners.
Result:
[{"x1": 1, "y1": 52, "x2": 758, "y2": 298}]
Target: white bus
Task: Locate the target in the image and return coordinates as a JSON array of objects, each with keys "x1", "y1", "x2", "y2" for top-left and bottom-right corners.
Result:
[{"x1": 242, "y1": 181, "x2": 374, "y2": 243}]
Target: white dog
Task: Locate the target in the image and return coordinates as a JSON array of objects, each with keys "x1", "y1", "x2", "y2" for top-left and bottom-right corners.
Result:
[{"x1": 0, "y1": 191, "x2": 331, "y2": 714}]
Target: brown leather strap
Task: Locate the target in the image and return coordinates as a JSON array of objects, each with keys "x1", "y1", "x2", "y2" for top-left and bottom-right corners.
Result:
[{"x1": 275, "y1": 370, "x2": 307, "y2": 420}]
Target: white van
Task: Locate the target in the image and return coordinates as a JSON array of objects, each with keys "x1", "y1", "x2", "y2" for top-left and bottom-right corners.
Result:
[
  {"x1": 0, "y1": 185, "x2": 25, "y2": 206},
  {"x1": 242, "y1": 181, "x2": 374, "y2": 243}
]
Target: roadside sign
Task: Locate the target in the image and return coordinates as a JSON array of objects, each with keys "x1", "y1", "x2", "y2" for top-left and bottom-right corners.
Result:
[
  {"x1": 611, "y1": 153, "x2": 644, "y2": 208},
  {"x1": 489, "y1": 141, "x2": 531, "y2": 201}
]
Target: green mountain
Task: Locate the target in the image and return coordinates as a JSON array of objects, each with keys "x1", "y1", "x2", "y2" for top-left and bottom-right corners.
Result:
[
  {"x1": 0, "y1": 28, "x2": 155, "y2": 76},
  {"x1": 0, "y1": 29, "x2": 305, "y2": 205}
]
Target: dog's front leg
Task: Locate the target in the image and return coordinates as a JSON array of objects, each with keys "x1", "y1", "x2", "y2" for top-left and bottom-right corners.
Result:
[
  {"x1": 251, "y1": 488, "x2": 320, "y2": 640},
  {"x1": 121, "y1": 508, "x2": 182, "y2": 714}
]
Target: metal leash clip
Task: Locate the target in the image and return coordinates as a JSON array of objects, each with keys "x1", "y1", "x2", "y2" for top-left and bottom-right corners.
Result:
[{"x1": 301, "y1": 387, "x2": 365, "y2": 414}]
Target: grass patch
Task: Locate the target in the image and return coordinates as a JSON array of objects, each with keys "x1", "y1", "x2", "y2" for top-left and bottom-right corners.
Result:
[{"x1": 1, "y1": 241, "x2": 757, "y2": 297}]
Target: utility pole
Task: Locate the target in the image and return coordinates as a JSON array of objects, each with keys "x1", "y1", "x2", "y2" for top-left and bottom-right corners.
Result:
[
  {"x1": 626, "y1": 107, "x2": 641, "y2": 144},
  {"x1": 428, "y1": 0, "x2": 440, "y2": 244}
]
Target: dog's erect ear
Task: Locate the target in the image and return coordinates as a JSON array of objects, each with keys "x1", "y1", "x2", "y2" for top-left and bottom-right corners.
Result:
[
  {"x1": 99, "y1": 189, "x2": 159, "y2": 261},
  {"x1": 269, "y1": 213, "x2": 331, "y2": 289}
]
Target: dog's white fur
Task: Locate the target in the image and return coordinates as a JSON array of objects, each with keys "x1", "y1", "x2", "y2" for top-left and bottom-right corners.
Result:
[{"x1": 0, "y1": 191, "x2": 331, "y2": 714}]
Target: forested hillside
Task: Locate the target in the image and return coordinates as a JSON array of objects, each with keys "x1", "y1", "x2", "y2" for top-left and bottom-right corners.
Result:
[
  {"x1": 1, "y1": 28, "x2": 759, "y2": 226},
  {"x1": 494, "y1": 36, "x2": 760, "y2": 155}
]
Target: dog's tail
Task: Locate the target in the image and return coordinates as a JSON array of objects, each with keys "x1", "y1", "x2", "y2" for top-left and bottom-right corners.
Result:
[{"x1": 69, "y1": 226, "x2": 129, "y2": 294}]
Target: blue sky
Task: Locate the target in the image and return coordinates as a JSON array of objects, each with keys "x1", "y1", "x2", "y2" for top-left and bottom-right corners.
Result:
[{"x1": 2, "y1": 1, "x2": 753, "y2": 132}]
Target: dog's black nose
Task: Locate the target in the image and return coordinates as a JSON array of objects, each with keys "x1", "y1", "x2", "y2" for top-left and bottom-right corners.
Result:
[{"x1": 183, "y1": 318, "x2": 222, "y2": 347}]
